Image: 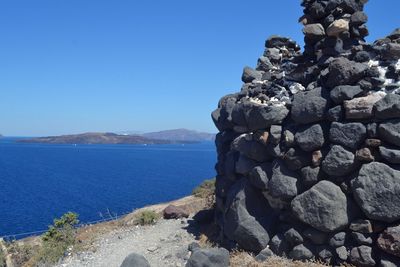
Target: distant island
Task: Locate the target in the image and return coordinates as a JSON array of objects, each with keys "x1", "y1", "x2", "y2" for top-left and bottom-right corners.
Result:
[
  {"x1": 18, "y1": 129, "x2": 215, "y2": 145},
  {"x1": 142, "y1": 129, "x2": 215, "y2": 142}
]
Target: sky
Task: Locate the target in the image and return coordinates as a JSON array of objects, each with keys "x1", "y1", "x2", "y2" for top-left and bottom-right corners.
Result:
[{"x1": 0, "y1": 0, "x2": 399, "y2": 136}]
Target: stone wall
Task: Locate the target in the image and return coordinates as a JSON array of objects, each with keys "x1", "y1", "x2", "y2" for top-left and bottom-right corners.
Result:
[{"x1": 211, "y1": 0, "x2": 400, "y2": 266}]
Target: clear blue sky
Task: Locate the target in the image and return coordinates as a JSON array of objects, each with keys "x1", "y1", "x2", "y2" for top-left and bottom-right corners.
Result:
[{"x1": 1, "y1": 0, "x2": 399, "y2": 136}]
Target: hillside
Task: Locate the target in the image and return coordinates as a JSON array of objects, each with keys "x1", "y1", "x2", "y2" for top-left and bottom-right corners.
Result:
[
  {"x1": 142, "y1": 129, "x2": 215, "y2": 142},
  {"x1": 18, "y1": 132, "x2": 180, "y2": 145}
]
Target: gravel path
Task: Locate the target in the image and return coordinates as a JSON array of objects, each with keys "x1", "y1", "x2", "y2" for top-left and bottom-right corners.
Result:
[{"x1": 57, "y1": 218, "x2": 197, "y2": 267}]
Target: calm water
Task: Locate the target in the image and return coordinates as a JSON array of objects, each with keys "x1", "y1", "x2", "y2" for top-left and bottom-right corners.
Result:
[{"x1": 0, "y1": 138, "x2": 216, "y2": 238}]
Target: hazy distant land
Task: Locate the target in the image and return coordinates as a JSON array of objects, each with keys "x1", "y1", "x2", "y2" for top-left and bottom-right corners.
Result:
[{"x1": 18, "y1": 129, "x2": 215, "y2": 144}]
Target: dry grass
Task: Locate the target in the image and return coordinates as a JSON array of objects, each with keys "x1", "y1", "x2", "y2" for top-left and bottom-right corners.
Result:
[{"x1": 230, "y1": 251, "x2": 330, "y2": 267}]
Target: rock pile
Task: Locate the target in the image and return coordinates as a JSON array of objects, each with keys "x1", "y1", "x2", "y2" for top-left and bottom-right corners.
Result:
[{"x1": 212, "y1": 0, "x2": 400, "y2": 266}]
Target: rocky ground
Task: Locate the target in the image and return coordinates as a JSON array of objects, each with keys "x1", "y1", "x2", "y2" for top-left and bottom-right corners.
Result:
[{"x1": 57, "y1": 217, "x2": 198, "y2": 267}]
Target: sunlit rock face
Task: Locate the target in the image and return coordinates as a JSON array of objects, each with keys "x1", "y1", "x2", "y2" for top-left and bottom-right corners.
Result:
[{"x1": 212, "y1": 0, "x2": 400, "y2": 266}]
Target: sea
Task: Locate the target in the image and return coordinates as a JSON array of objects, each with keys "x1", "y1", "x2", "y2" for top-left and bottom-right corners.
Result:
[{"x1": 0, "y1": 138, "x2": 216, "y2": 239}]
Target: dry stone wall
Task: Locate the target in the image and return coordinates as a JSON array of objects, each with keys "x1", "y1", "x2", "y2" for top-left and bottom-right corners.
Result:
[{"x1": 211, "y1": 0, "x2": 400, "y2": 266}]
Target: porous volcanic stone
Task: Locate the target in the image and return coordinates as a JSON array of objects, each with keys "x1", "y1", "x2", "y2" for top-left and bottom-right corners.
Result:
[
  {"x1": 291, "y1": 87, "x2": 328, "y2": 124},
  {"x1": 352, "y1": 162, "x2": 400, "y2": 223},
  {"x1": 326, "y1": 57, "x2": 367, "y2": 88},
  {"x1": 344, "y1": 92, "x2": 386, "y2": 119},
  {"x1": 186, "y1": 247, "x2": 229, "y2": 267},
  {"x1": 120, "y1": 253, "x2": 151, "y2": 267},
  {"x1": 291, "y1": 180, "x2": 350, "y2": 232},
  {"x1": 379, "y1": 119, "x2": 400, "y2": 146},
  {"x1": 246, "y1": 104, "x2": 289, "y2": 131},
  {"x1": 379, "y1": 146, "x2": 400, "y2": 164},
  {"x1": 268, "y1": 160, "x2": 299, "y2": 201},
  {"x1": 295, "y1": 124, "x2": 325, "y2": 152},
  {"x1": 374, "y1": 93, "x2": 400, "y2": 120},
  {"x1": 330, "y1": 85, "x2": 363, "y2": 104},
  {"x1": 349, "y1": 245, "x2": 376, "y2": 267},
  {"x1": 242, "y1": 66, "x2": 262, "y2": 83},
  {"x1": 163, "y1": 205, "x2": 189, "y2": 219},
  {"x1": 329, "y1": 122, "x2": 367, "y2": 150},
  {"x1": 321, "y1": 145, "x2": 356, "y2": 177}
]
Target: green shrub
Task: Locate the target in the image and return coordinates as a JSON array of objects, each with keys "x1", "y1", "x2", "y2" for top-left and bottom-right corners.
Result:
[
  {"x1": 137, "y1": 210, "x2": 159, "y2": 225},
  {"x1": 192, "y1": 178, "x2": 216, "y2": 198},
  {"x1": 36, "y1": 212, "x2": 79, "y2": 264}
]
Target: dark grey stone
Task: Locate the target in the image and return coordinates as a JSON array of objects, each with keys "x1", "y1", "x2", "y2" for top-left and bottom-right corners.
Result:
[
  {"x1": 268, "y1": 160, "x2": 299, "y2": 201},
  {"x1": 352, "y1": 162, "x2": 400, "y2": 223},
  {"x1": 316, "y1": 246, "x2": 333, "y2": 263},
  {"x1": 303, "y1": 24, "x2": 325, "y2": 41},
  {"x1": 255, "y1": 247, "x2": 274, "y2": 262},
  {"x1": 329, "y1": 232, "x2": 346, "y2": 247},
  {"x1": 269, "y1": 233, "x2": 289, "y2": 257},
  {"x1": 289, "y1": 244, "x2": 314, "y2": 260},
  {"x1": 321, "y1": 145, "x2": 357, "y2": 177},
  {"x1": 284, "y1": 147, "x2": 311, "y2": 170},
  {"x1": 379, "y1": 119, "x2": 400, "y2": 146},
  {"x1": 232, "y1": 134, "x2": 271, "y2": 162},
  {"x1": 384, "y1": 43, "x2": 400, "y2": 59},
  {"x1": 327, "y1": 105, "x2": 344, "y2": 122},
  {"x1": 270, "y1": 125, "x2": 282, "y2": 144},
  {"x1": 351, "y1": 11, "x2": 368, "y2": 25},
  {"x1": 374, "y1": 93, "x2": 400, "y2": 120},
  {"x1": 291, "y1": 181, "x2": 350, "y2": 232},
  {"x1": 353, "y1": 51, "x2": 371, "y2": 62},
  {"x1": 291, "y1": 87, "x2": 329, "y2": 124},
  {"x1": 120, "y1": 253, "x2": 151, "y2": 267},
  {"x1": 349, "y1": 219, "x2": 373, "y2": 233},
  {"x1": 246, "y1": 104, "x2": 289, "y2": 131},
  {"x1": 349, "y1": 246, "x2": 376, "y2": 267},
  {"x1": 326, "y1": 57, "x2": 368, "y2": 88},
  {"x1": 249, "y1": 164, "x2": 271, "y2": 190},
  {"x1": 336, "y1": 246, "x2": 349, "y2": 261},
  {"x1": 380, "y1": 254, "x2": 400, "y2": 267},
  {"x1": 330, "y1": 85, "x2": 363, "y2": 104},
  {"x1": 186, "y1": 248, "x2": 229, "y2": 267},
  {"x1": 351, "y1": 232, "x2": 373, "y2": 245},
  {"x1": 300, "y1": 166, "x2": 321, "y2": 188},
  {"x1": 379, "y1": 146, "x2": 400, "y2": 164},
  {"x1": 295, "y1": 124, "x2": 325, "y2": 152},
  {"x1": 242, "y1": 66, "x2": 262, "y2": 83},
  {"x1": 303, "y1": 228, "x2": 328, "y2": 245},
  {"x1": 224, "y1": 179, "x2": 277, "y2": 253},
  {"x1": 329, "y1": 122, "x2": 367, "y2": 150},
  {"x1": 284, "y1": 228, "x2": 304, "y2": 247},
  {"x1": 235, "y1": 155, "x2": 257, "y2": 176}
]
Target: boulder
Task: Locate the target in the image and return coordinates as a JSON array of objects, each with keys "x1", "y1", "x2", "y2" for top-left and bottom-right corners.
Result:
[
  {"x1": 379, "y1": 119, "x2": 400, "y2": 146},
  {"x1": 379, "y1": 146, "x2": 400, "y2": 164},
  {"x1": 242, "y1": 66, "x2": 262, "y2": 83},
  {"x1": 268, "y1": 160, "x2": 299, "y2": 201},
  {"x1": 248, "y1": 164, "x2": 271, "y2": 190},
  {"x1": 326, "y1": 57, "x2": 367, "y2": 88},
  {"x1": 284, "y1": 228, "x2": 304, "y2": 247},
  {"x1": 352, "y1": 162, "x2": 400, "y2": 222},
  {"x1": 351, "y1": 11, "x2": 368, "y2": 25},
  {"x1": 289, "y1": 244, "x2": 314, "y2": 260},
  {"x1": 284, "y1": 147, "x2": 311, "y2": 170},
  {"x1": 336, "y1": 246, "x2": 349, "y2": 261},
  {"x1": 384, "y1": 43, "x2": 400, "y2": 59},
  {"x1": 374, "y1": 93, "x2": 400, "y2": 120},
  {"x1": 246, "y1": 104, "x2": 289, "y2": 131},
  {"x1": 300, "y1": 166, "x2": 321, "y2": 188},
  {"x1": 232, "y1": 134, "x2": 271, "y2": 162},
  {"x1": 349, "y1": 246, "x2": 376, "y2": 267},
  {"x1": 330, "y1": 85, "x2": 363, "y2": 104},
  {"x1": 329, "y1": 232, "x2": 346, "y2": 247},
  {"x1": 291, "y1": 87, "x2": 328, "y2": 124},
  {"x1": 377, "y1": 225, "x2": 400, "y2": 257},
  {"x1": 344, "y1": 92, "x2": 386, "y2": 119},
  {"x1": 255, "y1": 247, "x2": 274, "y2": 262},
  {"x1": 329, "y1": 122, "x2": 367, "y2": 150},
  {"x1": 291, "y1": 181, "x2": 350, "y2": 232},
  {"x1": 186, "y1": 248, "x2": 229, "y2": 267},
  {"x1": 303, "y1": 24, "x2": 325, "y2": 41},
  {"x1": 224, "y1": 179, "x2": 277, "y2": 253},
  {"x1": 321, "y1": 145, "x2": 357, "y2": 177},
  {"x1": 327, "y1": 19, "x2": 350, "y2": 37},
  {"x1": 163, "y1": 205, "x2": 189, "y2": 219},
  {"x1": 120, "y1": 253, "x2": 151, "y2": 267},
  {"x1": 295, "y1": 124, "x2": 325, "y2": 152}
]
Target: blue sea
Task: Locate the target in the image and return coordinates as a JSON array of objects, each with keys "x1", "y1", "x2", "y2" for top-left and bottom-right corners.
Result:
[{"x1": 0, "y1": 138, "x2": 216, "y2": 238}]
